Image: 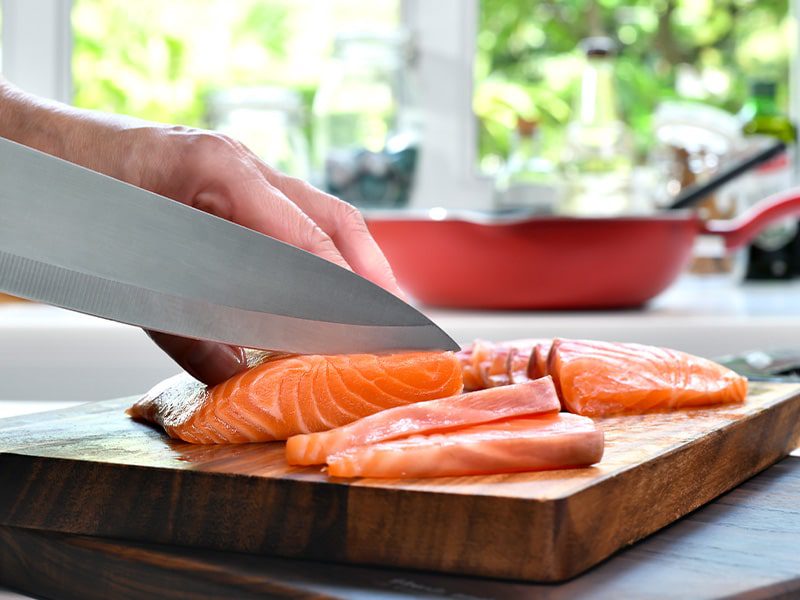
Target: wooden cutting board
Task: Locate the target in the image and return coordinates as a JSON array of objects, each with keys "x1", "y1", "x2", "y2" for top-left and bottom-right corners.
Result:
[{"x1": 1, "y1": 382, "x2": 799, "y2": 582}]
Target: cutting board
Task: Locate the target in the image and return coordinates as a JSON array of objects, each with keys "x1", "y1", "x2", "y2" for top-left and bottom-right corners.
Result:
[{"x1": 1, "y1": 382, "x2": 799, "y2": 582}]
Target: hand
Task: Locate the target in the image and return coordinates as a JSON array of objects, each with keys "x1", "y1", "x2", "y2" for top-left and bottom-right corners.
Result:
[
  {"x1": 0, "y1": 80, "x2": 402, "y2": 386},
  {"x1": 102, "y1": 125, "x2": 403, "y2": 385}
]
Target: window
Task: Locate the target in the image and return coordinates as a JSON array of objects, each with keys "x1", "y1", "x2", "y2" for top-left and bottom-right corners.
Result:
[
  {"x1": 1, "y1": 0, "x2": 797, "y2": 210},
  {"x1": 72, "y1": 0, "x2": 403, "y2": 185},
  {"x1": 71, "y1": 0, "x2": 400, "y2": 127}
]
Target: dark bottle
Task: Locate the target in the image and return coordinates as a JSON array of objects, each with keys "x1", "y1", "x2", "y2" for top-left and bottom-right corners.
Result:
[{"x1": 740, "y1": 81, "x2": 798, "y2": 280}]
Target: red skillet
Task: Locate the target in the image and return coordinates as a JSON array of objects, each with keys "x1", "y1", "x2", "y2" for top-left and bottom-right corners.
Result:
[{"x1": 366, "y1": 189, "x2": 800, "y2": 310}]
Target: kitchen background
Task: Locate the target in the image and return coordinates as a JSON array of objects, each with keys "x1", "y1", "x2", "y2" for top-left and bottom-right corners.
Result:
[{"x1": 2, "y1": 0, "x2": 800, "y2": 408}]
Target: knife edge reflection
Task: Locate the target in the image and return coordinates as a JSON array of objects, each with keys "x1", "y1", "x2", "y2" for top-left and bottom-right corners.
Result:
[{"x1": 0, "y1": 249, "x2": 458, "y2": 353}]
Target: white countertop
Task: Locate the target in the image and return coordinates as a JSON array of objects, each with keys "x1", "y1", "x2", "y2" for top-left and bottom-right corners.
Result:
[
  {"x1": 429, "y1": 274, "x2": 800, "y2": 358},
  {"x1": 1, "y1": 274, "x2": 800, "y2": 403}
]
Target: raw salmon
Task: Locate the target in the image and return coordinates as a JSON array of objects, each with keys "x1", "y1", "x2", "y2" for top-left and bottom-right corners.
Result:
[
  {"x1": 548, "y1": 339, "x2": 748, "y2": 417},
  {"x1": 457, "y1": 339, "x2": 541, "y2": 391},
  {"x1": 128, "y1": 350, "x2": 463, "y2": 443},
  {"x1": 286, "y1": 376, "x2": 561, "y2": 466},
  {"x1": 528, "y1": 340, "x2": 553, "y2": 380},
  {"x1": 458, "y1": 339, "x2": 494, "y2": 391},
  {"x1": 326, "y1": 412, "x2": 604, "y2": 478}
]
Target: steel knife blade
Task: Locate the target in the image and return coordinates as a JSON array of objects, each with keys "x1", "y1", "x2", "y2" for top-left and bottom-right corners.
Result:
[{"x1": 0, "y1": 137, "x2": 458, "y2": 354}]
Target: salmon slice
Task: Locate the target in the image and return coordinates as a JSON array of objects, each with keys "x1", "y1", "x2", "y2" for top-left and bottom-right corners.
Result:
[
  {"x1": 457, "y1": 339, "x2": 496, "y2": 391},
  {"x1": 458, "y1": 339, "x2": 544, "y2": 391},
  {"x1": 548, "y1": 339, "x2": 748, "y2": 417},
  {"x1": 528, "y1": 341, "x2": 553, "y2": 380},
  {"x1": 128, "y1": 350, "x2": 463, "y2": 443},
  {"x1": 509, "y1": 348, "x2": 532, "y2": 384},
  {"x1": 480, "y1": 345, "x2": 532, "y2": 387},
  {"x1": 286, "y1": 376, "x2": 561, "y2": 466},
  {"x1": 326, "y1": 413, "x2": 604, "y2": 478}
]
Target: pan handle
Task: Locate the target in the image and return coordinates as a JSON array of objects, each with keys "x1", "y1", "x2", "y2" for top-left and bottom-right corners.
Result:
[{"x1": 703, "y1": 188, "x2": 800, "y2": 250}]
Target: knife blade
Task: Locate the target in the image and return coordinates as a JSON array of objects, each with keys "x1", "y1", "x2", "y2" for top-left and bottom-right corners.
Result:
[{"x1": 0, "y1": 137, "x2": 458, "y2": 354}]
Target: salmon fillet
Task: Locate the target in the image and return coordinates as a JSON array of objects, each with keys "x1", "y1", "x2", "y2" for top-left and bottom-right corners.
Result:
[
  {"x1": 326, "y1": 413, "x2": 604, "y2": 478},
  {"x1": 286, "y1": 376, "x2": 561, "y2": 466},
  {"x1": 548, "y1": 339, "x2": 748, "y2": 417},
  {"x1": 128, "y1": 350, "x2": 463, "y2": 443}
]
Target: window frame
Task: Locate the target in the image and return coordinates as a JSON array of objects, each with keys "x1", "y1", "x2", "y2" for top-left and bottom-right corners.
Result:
[
  {"x1": 2, "y1": 0, "x2": 72, "y2": 103},
  {"x1": 402, "y1": 0, "x2": 492, "y2": 209}
]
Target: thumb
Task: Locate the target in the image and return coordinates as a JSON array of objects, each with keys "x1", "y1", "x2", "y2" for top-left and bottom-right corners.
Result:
[{"x1": 147, "y1": 330, "x2": 246, "y2": 386}]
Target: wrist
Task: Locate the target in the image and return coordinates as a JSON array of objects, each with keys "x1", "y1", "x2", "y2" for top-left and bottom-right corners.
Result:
[{"x1": 0, "y1": 79, "x2": 147, "y2": 182}]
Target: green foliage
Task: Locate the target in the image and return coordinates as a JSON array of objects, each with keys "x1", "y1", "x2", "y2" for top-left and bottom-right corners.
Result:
[
  {"x1": 70, "y1": 1, "x2": 791, "y2": 170},
  {"x1": 71, "y1": 0, "x2": 397, "y2": 129},
  {"x1": 476, "y1": 0, "x2": 791, "y2": 167}
]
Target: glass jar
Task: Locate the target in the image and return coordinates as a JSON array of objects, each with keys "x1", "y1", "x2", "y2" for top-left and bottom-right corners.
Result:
[
  {"x1": 312, "y1": 30, "x2": 419, "y2": 208},
  {"x1": 208, "y1": 86, "x2": 310, "y2": 179}
]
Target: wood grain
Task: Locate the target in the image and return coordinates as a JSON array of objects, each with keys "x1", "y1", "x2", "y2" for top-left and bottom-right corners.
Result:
[
  {"x1": 2, "y1": 457, "x2": 800, "y2": 599},
  {"x1": 0, "y1": 382, "x2": 799, "y2": 582}
]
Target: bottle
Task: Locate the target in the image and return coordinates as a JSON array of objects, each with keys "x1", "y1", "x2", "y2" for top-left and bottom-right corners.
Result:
[
  {"x1": 494, "y1": 117, "x2": 559, "y2": 212},
  {"x1": 739, "y1": 81, "x2": 797, "y2": 280},
  {"x1": 559, "y1": 36, "x2": 633, "y2": 215}
]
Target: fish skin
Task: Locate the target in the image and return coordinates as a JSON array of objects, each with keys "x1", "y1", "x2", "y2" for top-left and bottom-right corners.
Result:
[
  {"x1": 548, "y1": 338, "x2": 748, "y2": 417},
  {"x1": 128, "y1": 350, "x2": 463, "y2": 443},
  {"x1": 326, "y1": 413, "x2": 604, "y2": 479},
  {"x1": 286, "y1": 376, "x2": 561, "y2": 466}
]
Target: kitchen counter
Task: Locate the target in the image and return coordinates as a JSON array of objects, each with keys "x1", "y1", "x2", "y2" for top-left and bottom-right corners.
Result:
[
  {"x1": 2, "y1": 275, "x2": 800, "y2": 598},
  {"x1": 2, "y1": 275, "x2": 800, "y2": 402}
]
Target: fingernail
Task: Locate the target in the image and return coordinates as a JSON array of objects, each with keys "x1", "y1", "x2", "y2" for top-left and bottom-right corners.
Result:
[{"x1": 186, "y1": 342, "x2": 246, "y2": 386}]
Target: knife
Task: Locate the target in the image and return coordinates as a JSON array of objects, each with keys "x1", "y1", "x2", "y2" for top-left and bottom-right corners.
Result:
[{"x1": 0, "y1": 137, "x2": 458, "y2": 354}]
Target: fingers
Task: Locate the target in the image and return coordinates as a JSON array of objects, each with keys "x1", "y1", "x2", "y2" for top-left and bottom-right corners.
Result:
[
  {"x1": 258, "y1": 168, "x2": 405, "y2": 298},
  {"x1": 188, "y1": 155, "x2": 354, "y2": 274},
  {"x1": 147, "y1": 331, "x2": 246, "y2": 386}
]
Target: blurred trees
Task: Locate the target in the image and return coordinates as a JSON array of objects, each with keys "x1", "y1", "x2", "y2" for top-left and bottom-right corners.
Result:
[
  {"x1": 475, "y1": 0, "x2": 791, "y2": 168},
  {"x1": 71, "y1": 1, "x2": 792, "y2": 170},
  {"x1": 71, "y1": 0, "x2": 397, "y2": 127}
]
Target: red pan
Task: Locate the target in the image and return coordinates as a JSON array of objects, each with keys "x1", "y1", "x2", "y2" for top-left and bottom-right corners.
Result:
[{"x1": 366, "y1": 188, "x2": 800, "y2": 309}]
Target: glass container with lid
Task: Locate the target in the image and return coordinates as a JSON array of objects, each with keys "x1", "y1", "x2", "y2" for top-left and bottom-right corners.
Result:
[
  {"x1": 208, "y1": 86, "x2": 310, "y2": 179},
  {"x1": 312, "y1": 30, "x2": 419, "y2": 208}
]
